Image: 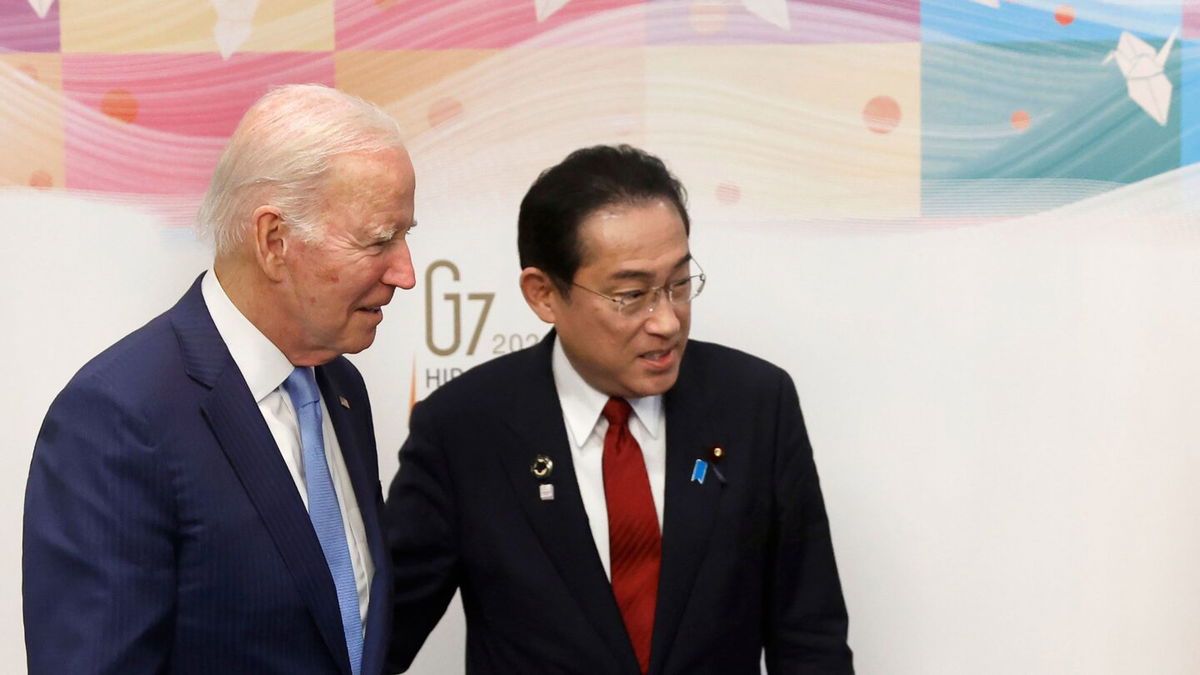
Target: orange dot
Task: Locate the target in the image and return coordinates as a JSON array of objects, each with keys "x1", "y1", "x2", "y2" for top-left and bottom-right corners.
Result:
[
  {"x1": 427, "y1": 96, "x2": 463, "y2": 128},
  {"x1": 1011, "y1": 109, "x2": 1031, "y2": 131},
  {"x1": 715, "y1": 182, "x2": 741, "y2": 205},
  {"x1": 863, "y1": 95, "x2": 901, "y2": 134},
  {"x1": 29, "y1": 170, "x2": 53, "y2": 189},
  {"x1": 17, "y1": 63, "x2": 40, "y2": 82},
  {"x1": 1054, "y1": 4, "x2": 1074, "y2": 25},
  {"x1": 689, "y1": 0, "x2": 728, "y2": 35},
  {"x1": 374, "y1": 0, "x2": 397, "y2": 8},
  {"x1": 100, "y1": 88, "x2": 138, "y2": 124}
]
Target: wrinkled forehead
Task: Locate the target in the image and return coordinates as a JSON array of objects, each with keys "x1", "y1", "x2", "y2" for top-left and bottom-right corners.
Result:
[{"x1": 320, "y1": 149, "x2": 414, "y2": 201}]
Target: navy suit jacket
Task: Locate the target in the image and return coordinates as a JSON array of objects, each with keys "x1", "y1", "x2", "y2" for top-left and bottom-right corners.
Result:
[
  {"x1": 385, "y1": 333, "x2": 852, "y2": 674},
  {"x1": 23, "y1": 275, "x2": 392, "y2": 675}
]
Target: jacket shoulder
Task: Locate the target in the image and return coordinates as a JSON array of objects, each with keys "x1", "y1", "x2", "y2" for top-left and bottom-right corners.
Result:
[
  {"x1": 68, "y1": 312, "x2": 185, "y2": 399},
  {"x1": 681, "y1": 339, "x2": 791, "y2": 391}
]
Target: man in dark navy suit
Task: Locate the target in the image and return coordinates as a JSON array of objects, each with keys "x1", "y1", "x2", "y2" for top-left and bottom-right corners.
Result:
[
  {"x1": 385, "y1": 145, "x2": 853, "y2": 673},
  {"x1": 23, "y1": 84, "x2": 417, "y2": 675}
]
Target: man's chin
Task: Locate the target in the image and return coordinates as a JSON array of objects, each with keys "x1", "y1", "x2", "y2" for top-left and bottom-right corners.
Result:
[
  {"x1": 340, "y1": 331, "x2": 378, "y2": 356},
  {"x1": 623, "y1": 369, "x2": 681, "y2": 399}
]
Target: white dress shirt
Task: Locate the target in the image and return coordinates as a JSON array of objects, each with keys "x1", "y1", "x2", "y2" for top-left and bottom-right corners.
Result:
[
  {"x1": 201, "y1": 270, "x2": 373, "y2": 630},
  {"x1": 551, "y1": 338, "x2": 666, "y2": 580}
]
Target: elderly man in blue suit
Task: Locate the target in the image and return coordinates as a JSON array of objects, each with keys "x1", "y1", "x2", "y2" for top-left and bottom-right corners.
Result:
[{"x1": 23, "y1": 84, "x2": 416, "y2": 675}]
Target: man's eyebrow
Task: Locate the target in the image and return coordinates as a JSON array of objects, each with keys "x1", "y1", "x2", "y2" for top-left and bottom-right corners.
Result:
[
  {"x1": 608, "y1": 253, "x2": 692, "y2": 282},
  {"x1": 367, "y1": 219, "x2": 416, "y2": 243},
  {"x1": 366, "y1": 226, "x2": 395, "y2": 243}
]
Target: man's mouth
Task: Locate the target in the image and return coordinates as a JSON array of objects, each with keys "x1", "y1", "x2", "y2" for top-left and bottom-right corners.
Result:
[{"x1": 639, "y1": 347, "x2": 675, "y2": 369}]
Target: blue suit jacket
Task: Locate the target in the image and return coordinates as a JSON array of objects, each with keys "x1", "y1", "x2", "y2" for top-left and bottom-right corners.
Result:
[
  {"x1": 23, "y1": 275, "x2": 392, "y2": 675},
  {"x1": 385, "y1": 332, "x2": 852, "y2": 674}
]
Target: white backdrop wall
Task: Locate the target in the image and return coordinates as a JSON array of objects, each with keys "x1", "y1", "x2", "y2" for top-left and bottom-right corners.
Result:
[
  {"x1": 3, "y1": 0, "x2": 1200, "y2": 673},
  {"x1": 5, "y1": 168, "x2": 1200, "y2": 673}
]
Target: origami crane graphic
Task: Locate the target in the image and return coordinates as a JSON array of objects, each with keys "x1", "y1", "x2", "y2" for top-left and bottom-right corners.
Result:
[
  {"x1": 533, "y1": 0, "x2": 571, "y2": 21},
  {"x1": 1103, "y1": 28, "x2": 1178, "y2": 126},
  {"x1": 535, "y1": 0, "x2": 791, "y2": 30},
  {"x1": 27, "y1": 0, "x2": 55, "y2": 19},
  {"x1": 211, "y1": 0, "x2": 261, "y2": 59}
]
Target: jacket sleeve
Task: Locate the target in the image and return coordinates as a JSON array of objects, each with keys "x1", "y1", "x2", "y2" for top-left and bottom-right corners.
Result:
[
  {"x1": 763, "y1": 371, "x2": 855, "y2": 674},
  {"x1": 23, "y1": 374, "x2": 176, "y2": 675},
  {"x1": 383, "y1": 399, "x2": 462, "y2": 673}
]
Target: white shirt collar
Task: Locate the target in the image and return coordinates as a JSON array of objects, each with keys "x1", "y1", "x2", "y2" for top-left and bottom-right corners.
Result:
[
  {"x1": 201, "y1": 268, "x2": 296, "y2": 402},
  {"x1": 551, "y1": 335, "x2": 663, "y2": 448}
]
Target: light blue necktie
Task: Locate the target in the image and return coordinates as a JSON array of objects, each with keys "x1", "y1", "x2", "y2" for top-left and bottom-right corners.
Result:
[{"x1": 282, "y1": 367, "x2": 363, "y2": 675}]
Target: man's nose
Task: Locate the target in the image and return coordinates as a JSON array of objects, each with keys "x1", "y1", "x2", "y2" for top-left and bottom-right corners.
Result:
[
  {"x1": 643, "y1": 290, "x2": 681, "y2": 336},
  {"x1": 383, "y1": 241, "x2": 416, "y2": 290}
]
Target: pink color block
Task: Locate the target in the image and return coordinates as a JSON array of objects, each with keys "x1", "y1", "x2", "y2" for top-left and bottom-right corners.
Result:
[
  {"x1": 63, "y1": 53, "x2": 334, "y2": 194},
  {"x1": 0, "y1": 0, "x2": 60, "y2": 52},
  {"x1": 1186, "y1": 0, "x2": 1200, "y2": 38}
]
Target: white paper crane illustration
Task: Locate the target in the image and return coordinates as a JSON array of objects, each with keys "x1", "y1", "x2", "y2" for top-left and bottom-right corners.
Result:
[
  {"x1": 534, "y1": 0, "x2": 571, "y2": 21},
  {"x1": 27, "y1": 0, "x2": 55, "y2": 19},
  {"x1": 211, "y1": 0, "x2": 262, "y2": 59},
  {"x1": 535, "y1": 0, "x2": 791, "y2": 30},
  {"x1": 1103, "y1": 27, "x2": 1178, "y2": 126}
]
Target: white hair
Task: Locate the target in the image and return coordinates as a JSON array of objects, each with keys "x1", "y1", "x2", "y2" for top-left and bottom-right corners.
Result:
[{"x1": 198, "y1": 84, "x2": 406, "y2": 257}]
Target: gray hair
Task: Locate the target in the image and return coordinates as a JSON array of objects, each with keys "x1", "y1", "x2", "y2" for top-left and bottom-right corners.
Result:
[{"x1": 198, "y1": 84, "x2": 405, "y2": 257}]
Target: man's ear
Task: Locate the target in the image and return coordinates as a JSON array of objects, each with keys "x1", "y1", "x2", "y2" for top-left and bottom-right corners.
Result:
[
  {"x1": 520, "y1": 267, "x2": 560, "y2": 325},
  {"x1": 252, "y1": 205, "x2": 288, "y2": 282}
]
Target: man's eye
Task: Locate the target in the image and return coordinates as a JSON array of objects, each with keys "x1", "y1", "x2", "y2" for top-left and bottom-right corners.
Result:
[
  {"x1": 617, "y1": 290, "x2": 648, "y2": 302},
  {"x1": 669, "y1": 277, "x2": 691, "y2": 290}
]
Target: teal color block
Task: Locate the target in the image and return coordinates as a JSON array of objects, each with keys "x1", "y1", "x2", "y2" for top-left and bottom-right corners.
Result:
[
  {"x1": 922, "y1": 38, "x2": 1182, "y2": 215},
  {"x1": 1180, "y1": 40, "x2": 1200, "y2": 165},
  {"x1": 922, "y1": 0, "x2": 1179, "y2": 44}
]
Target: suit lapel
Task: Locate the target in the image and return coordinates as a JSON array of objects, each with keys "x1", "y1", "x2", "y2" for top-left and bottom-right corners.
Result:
[
  {"x1": 493, "y1": 336, "x2": 642, "y2": 673},
  {"x1": 317, "y1": 365, "x2": 391, "y2": 675},
  {"x1": 202, "y1": 372, "x2": 352, "y2": 674},
  {"x1": 173, "y1": 276, "x2": 351, "y2": 675},
  {"x1": 649, "y1": 352, "x2": 725, "y2": 675}
]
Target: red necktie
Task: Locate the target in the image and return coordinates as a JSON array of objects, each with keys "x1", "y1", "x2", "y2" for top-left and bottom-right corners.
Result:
[{"x1": 601, "y1": 397, "x2": 661, "y2": 674}]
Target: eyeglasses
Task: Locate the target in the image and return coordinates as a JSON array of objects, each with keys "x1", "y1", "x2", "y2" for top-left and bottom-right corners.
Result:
[{"x1": 571, "y1": 260, "x2": 707, "y2": 317}]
